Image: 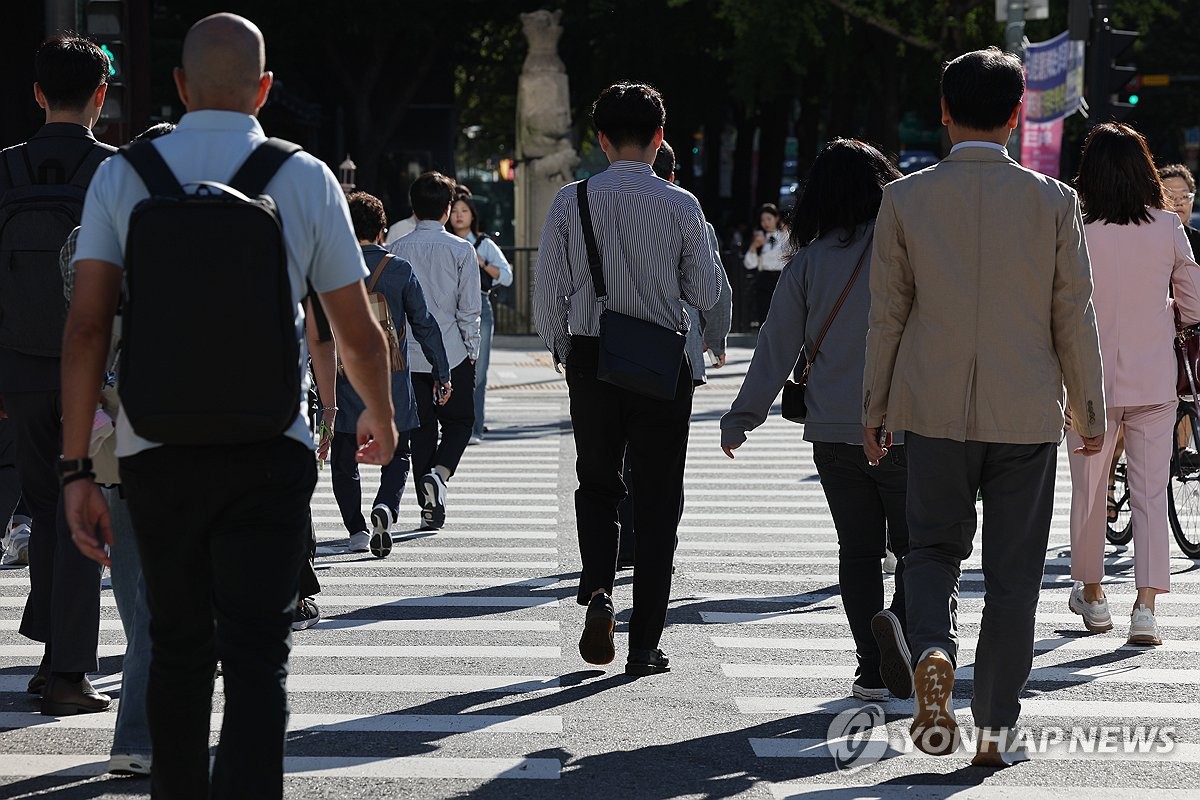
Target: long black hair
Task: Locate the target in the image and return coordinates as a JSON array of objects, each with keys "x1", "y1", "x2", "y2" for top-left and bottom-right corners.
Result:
[
  {"x1": 1075, "y1": 123, "x2": 1164, "y2": 226},
  {"x1": 787, "y1": 138, "x2": 902, "y2": 252}
]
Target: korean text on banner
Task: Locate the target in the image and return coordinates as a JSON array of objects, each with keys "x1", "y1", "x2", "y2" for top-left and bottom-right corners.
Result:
[{"x1": 1024, "y1": 31, "x2": 1086, "y2": 124}]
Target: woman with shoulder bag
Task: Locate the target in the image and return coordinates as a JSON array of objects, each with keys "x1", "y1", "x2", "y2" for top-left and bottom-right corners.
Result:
[
  {"x1": 1067, "y1": 124, "x2": 1200, "y2": 645},
  {"x1": 720, "y1": 139, "x2": 912, "y2": 701}
]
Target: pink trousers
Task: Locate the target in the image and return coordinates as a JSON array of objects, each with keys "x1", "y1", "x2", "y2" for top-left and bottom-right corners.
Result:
[{"x1": 1068, "y1": 402, "x2": 1175, "y2": 592}]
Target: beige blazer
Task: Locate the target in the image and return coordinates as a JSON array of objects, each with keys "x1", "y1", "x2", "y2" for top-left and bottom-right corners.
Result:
[{"x1": 863, "y1": 146, "x2": 1106, "y2": 443}]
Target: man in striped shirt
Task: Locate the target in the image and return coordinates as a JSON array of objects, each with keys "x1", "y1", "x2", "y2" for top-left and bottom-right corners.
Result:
[{"x1": 533, "y1": 82, "x2": 723, "y2": 676}]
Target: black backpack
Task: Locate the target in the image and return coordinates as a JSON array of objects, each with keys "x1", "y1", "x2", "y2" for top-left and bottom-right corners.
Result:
[
  {"x1": 0, "y1": 145, "x2": 111, "y2": 357},
  {"x1": 118, "y1": 137, "x2": 303, "y2": 445}
]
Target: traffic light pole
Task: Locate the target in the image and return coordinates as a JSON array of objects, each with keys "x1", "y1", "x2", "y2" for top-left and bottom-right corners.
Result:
[
  {"x1": 1005, "y1": 1, "x2": 1027, "y2": 163},
  {"x1": 1087, "y1": 0, "x2": 1113, "y2": 124}
]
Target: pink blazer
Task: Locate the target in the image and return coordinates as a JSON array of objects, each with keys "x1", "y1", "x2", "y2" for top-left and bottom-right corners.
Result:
[{"x1": 1085, "y1": 208, "x2": 1200, "y2": 407}]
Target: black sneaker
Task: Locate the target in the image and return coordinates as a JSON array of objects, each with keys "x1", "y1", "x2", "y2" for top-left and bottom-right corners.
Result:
[
  {"x1": 418, "y1": 472, "x2": 447, "y2": 530},
  {"x1": 871, "y1": 610, "x2": 913, "y2": 699},
  {"x1": 625, "y1": 648, "x2": 670, "y2": 676},
  {"x1": 369, "y1": 505, "x2": 393, "y2": 559},
  {"x1": 578, "y1": 593, "x2": 616, "y2": 665},
  {"x1": 292, "y1": 597, "x2": 321, "y2": 631}
]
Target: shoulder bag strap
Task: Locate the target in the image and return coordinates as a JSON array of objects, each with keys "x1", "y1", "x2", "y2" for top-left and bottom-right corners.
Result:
[
  {"x1": 802, "y1": 233, "x2": 873, "y2": 375},
  {"x1": 228, "y1": 138, "x2": 303, "y2": 197},
  {"x1": 119, "y1": 140, "x2": 185, "y2": 196},
  {"x1": 367, "y1": 253, "x2": 393, "y2": 293},
  {"x1": 576, "y1": 179, "x2": 607, "y2": 300}
]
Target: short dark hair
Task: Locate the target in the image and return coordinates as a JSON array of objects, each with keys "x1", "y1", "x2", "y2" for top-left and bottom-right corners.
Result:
[
  {"x1": 409, "y1": 171, "x2": 456, "y2": 221},
  {"x1": 592, "y1": 82, "x2": 665, "y2": 150},
  {"x1": 941, "y1": 47, "x2": 1024, "y2": 131},
  {"x1": 347, "y1": 191, "x2": 387, "y2": 241},
  {"x1": 35, "y1": 35, "x2": 109, "y2": 110},
  {"x1": 788, "y1": 138, "x2": 903, "y2": 251},
  {"x1": 651, "y1": 140, "x2": 676, "y2": 181},
  {"x1": 1160, "y1": 163, "x2": 1197, "y2": 194},
  {"x1": 1075, "y1": 123, "x2": 1163, "y2": 226},
  {"x1": 446, "y1": 193, "x2": 481, "y2": 238}
]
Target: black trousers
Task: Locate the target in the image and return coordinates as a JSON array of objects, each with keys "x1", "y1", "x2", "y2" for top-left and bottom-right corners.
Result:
[
  {"x1": 120, "y1": 437, "x2": 317, "y2": 800},
  {"x1": 616, "y1": 453, "x2": 682, "y2": 564},
  {"x1": 904, "y1": 432, "x2": 1056, "y2": 730},
  {"x1": 566, "y1": 336, "x2": 692, "y2": 651},
  {"x1": 754, "y1": 270, "x2": 781, "y2": 325},
  {"x1": 331, "y1": 431, "x2": 412, "y2": 533},
  {"x1": 410, "y1": 359, "x2": 475, "y2": 480},
  {"x1": 5, "y1": 390, "x2": 101, "y2": 673},
  {"x1": 811, "y1": 441, "x2": 909, "y2": 683}
]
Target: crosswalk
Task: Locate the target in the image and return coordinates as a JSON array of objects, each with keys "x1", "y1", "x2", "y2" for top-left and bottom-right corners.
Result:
[{"x1": 1, "y1": 347, "x2": 1197, "y2": 796}]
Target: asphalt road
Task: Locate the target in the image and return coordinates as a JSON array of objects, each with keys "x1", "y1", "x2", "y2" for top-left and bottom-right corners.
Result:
[{"x1": 1, "y1": 341, "x2": 1197, "y2": 799}]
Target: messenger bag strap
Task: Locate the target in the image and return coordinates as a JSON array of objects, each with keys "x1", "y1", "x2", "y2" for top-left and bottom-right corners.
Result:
[
  {"x1": 803, "y1": 232, "x2": 873, "y2": 375},
  {"x1": 367, "y1": 253, "x2": 393, "y2": 293},
  {"x1": 228, "y1": 138, "x2": 302, "y2": 198},
  {"x1": 576, "y1": 179, "x2": 607, "y2": 301}
]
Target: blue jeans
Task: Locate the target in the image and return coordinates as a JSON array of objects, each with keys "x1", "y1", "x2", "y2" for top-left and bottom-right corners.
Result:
[
  {"x1": 472, "y1": 292, "x2": 494, "y2": 438},
  {"x1": 104, "y1": 486, "x2": 152, "y2": 757}
]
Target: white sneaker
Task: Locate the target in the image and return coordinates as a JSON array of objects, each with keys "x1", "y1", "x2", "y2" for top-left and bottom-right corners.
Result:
[
  {"x1": 1128, "y1": 603, "x2": 1162, "y2": 646},
  {"x1": 418, "y1": 472, "x2": 447, "y2": 530},
  {"x1": 1068, "y1": 582, "x2": 1113, "y2": 632},
  {"x1": 467, "y1": 435, "x2": 483, "y2": 446},
  {"x1": 1, "y1": 524, "x2": 30, "y2": 566},
  {"x1": 348, "y1": 531, "x2": 370, "y2": 553},
  {"x1": 369, "y1": 504, "x2": 393, "y2": 559},
  {"x1": 108, "y1": 752, "x2": 151, "y2": 776},
  {"x1": 882, "y1": 549, "x2": 898, "y2": 574}
]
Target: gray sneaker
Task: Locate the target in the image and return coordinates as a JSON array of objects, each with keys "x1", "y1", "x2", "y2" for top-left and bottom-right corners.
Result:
[
  {"x1": 1, "y1": 524, "x2": 30, "y2": 566},
  {"x1": 348, "y1": 531, "x2": 370, "y2": 553},
  {"x1": 1068, "y1": 582, "x2": 1113, "y2": 632},
  {"x1": 1128, "y1": 603, "x2": 1161, "y2": 646}
]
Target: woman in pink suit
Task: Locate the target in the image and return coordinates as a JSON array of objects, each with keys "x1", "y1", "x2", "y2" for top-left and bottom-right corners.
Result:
[{"x1": 1068, "y1": 123, "x2": 1200, "y2": 645}]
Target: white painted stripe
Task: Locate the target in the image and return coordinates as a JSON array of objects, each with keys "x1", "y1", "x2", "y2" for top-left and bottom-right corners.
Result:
[
  {"x1": 309, "y1": 492, "x2": 560, "y2": 500},
  {"x1": 307, "y1": 577, "x2": 560, "y2": 588},
  {"x1": 0, "y1": 619, "x2": 563, "y2": 633},
  {"x1": 318, "y1": 546, "x2": 558, "y2": 555},
  {"x1": 724, "y1": 663, "x2": 1200, "y2": 684},
  {"x1": 700, "y1": 611, "x2": 1200, "y2": 627},
  {"x1": 0, "y1": 711, "x2": 562, "y2": 733},
  {"x1": 0, "y1": 644, "x2": 562, "y2": 658},
  {"x1": 0, "y1": 754, "x2": 560, "y2": 779},
  {"x1": 736, "y1": 695, "x2": 1200, "y2": 719},
  {"x1": 750, "y1": 738, "x2": 1200, "y2": 762},
  {"x1": 310, "y1": 561, "x2": 560, "y2": 569},
  {"x1": 674, "y1": 554, "x2": 1155, "y2": 567},
  {"x1": 311, "y1": 516, "x2": 559, "y2": 526},
  {"x1": 768, "y1": 784, "x2": 1194, "y2": 799},
  {"x1": 0, "y1": 595, "x2": 560, "y2": 609},
  {"x1": 310, "y1": 503, "x2": 561, "y2": 512},
  {"x1": 676, "y1": 540, "x2": 841, "y2": 551},
  {"x1": 676, "y1": 572, "x2": 1200, "y2": 587},
  {"x1": 712, "y1": 635, "x2": 1200, "y2": 654},
  {"x1": 0, "y1": 674, "x2": 560, "y2": 695}
]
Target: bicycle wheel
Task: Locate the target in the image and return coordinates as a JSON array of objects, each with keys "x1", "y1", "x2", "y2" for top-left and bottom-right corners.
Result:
[
  {"x1": 1106, "y1": 454, "x2": 1133, "y2": 545},
  {"x1": 1168, "y1": 402, "x2": 1200, "y2": 558}
]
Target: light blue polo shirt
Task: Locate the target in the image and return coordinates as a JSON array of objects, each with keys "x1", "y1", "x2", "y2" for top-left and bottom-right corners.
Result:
[{"x1": 73, "y1": 110, "x2": 368, "y2": 456}]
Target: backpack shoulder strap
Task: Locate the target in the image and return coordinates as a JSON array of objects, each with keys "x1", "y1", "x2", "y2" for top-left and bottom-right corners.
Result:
[
  {"x1": 119, "y1": 141, "x2": 184, "y2": 196},
  {"x1": 367, "y1": 253, "x2": 394, "y2": 294},
  {"x1": 229, "y1": 138, "x2": 303, "y2": 198},
  {"x1": 68, "y1": 146, "x2": 114, "y2": 190},
  {"x1": 4, "y1": 146, "x2": 33, "y2": 189}
]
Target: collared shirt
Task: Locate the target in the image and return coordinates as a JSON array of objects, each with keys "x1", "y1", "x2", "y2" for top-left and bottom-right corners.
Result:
[
  {"x1": 533, "y1": 160, "x2": 722, "y2": 365},
  {"x1": 73, "y1": 110, "x2": 367, "y2": 457},
  {"x1": 388, "y1": 220, "x2": 481, "y2": 372},
  {"x1": 0, "y1": 123, "x2": 115, "y2": 392},
  {"x1": 949, "y1": 140, "x2": 1008, "y2": 155},
  {"x1": 742, "y1": 228, "x2": 788, "y2": 272},
  {"x1": 463, "y1": 232, "x2": 514, "y2": 289}
]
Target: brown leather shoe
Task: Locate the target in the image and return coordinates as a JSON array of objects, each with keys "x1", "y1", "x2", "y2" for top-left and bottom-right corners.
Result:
[
  {"x1": 40, "y1": 676, "x2": 112, "y2": 716},
  {"x1": 972, "y1": 728, "x2": 1030, "y2": 768}
]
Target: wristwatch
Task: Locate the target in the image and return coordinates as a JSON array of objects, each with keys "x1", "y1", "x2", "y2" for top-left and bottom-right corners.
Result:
[{"x1": 57, "y1": 457, "x2": 93, "y2": 476}]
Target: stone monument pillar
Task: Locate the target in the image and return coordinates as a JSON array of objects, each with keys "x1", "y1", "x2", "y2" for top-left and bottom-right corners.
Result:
[{"x1": 515, "y1": 10, "x2": 579, "y2": 252}]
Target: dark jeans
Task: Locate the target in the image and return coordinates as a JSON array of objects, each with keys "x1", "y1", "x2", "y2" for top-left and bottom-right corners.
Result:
[
  {"x1": 410, "y1": 358, "x2": 475, "y2": 479},
  {"x1": 811, "y1": 441, "x2": 909, "y2": 683},
  {"x1": 331, "y1": 431, "x2": 412, "y2": 533},
  {"x1": 5, "y1": 390, "x2": 101, "y2": 673},
  {"x1": 566, "y1": 336, "x2": 692, "y2": 651},
  {"x1": 120, "y1": 437, "x2": 317, "y2": 800},
  {"x1": 904, "y1": 432, "x2": 1056, "y2": 730}
]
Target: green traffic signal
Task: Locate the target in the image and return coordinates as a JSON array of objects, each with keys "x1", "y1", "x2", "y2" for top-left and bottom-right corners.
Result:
[
  {"x1": 1128, "y1": 94, "x2": 1140, "y2": 105},
  {"x1": 100, "y1": 43, "x2": 118, "y2": 78}
]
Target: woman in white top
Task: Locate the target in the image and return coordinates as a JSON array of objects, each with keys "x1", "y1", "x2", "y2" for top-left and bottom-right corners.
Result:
[
  {"x1": 447, "y1": 193, "x2": 513, "y2": 443},
  {"x1": 743, "y1": 203, "x2": 789, "y2": 326}
]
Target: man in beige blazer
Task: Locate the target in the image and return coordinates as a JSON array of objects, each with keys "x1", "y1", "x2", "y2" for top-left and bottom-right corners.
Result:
[{"x1": 862, "y1": 47, "x2": 1106, "y2": 767}]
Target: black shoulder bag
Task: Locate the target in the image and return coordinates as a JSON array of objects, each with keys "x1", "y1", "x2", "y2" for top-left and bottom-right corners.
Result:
[
  {"x1": 576, "y1": 179, "x2": 686, "y2": 401},
  {"x1": 781, "y1": 234, "x2": 872, "y2": 422}
]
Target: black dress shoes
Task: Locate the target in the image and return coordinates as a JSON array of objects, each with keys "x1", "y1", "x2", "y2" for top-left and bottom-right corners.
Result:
[
  {"x1": 41, "y1": 676, "x2": 112, "y2": 716},
  {"x1": 27, "y1": 670, "x2": 48, "y2": 695},
  {"x1": 625, "y1": 648, "x2": 670, "y2": 676},
  {"x1": 578, "y1": 593, "x2": 616, "y2": 665}
]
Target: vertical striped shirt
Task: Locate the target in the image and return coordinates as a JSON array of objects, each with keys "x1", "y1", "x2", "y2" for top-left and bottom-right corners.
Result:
[{"x1": 533, "y1": 160, "x2": 723, "y2": 364}]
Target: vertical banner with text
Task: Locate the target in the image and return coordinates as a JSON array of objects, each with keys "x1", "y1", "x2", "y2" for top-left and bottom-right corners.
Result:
[{"x1": 1022, "y1": 31, "x2": 1085, "y2": 177}]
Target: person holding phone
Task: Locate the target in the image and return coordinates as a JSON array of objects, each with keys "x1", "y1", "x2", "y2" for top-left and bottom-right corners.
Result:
[{"x1": 743, "y1": 203, "x2": 788, "y2": 326}]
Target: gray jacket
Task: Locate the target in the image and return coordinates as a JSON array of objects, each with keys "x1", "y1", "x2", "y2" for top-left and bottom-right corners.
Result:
[
  {"x1": 685, "y1": 223, "x2": 733, "y2": 384},
  {"x1": 722, "y1": 221, "x2": 901, "y2": 445}
]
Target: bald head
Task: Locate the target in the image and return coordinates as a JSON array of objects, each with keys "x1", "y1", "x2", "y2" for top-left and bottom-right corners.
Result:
[{"x1": 177, "y1": 13, "x2": 267, "y2": 111}]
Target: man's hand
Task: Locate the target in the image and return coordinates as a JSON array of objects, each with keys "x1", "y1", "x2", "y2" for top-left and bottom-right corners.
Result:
[
  {"x1": 355, "y1": 407, "x2": 398, "y2": 466},
  {"x1": 316, "y1": 410, "x2": 334, "y2": 462},
  {"x1": 1074, "y1": 432, "x2": 1105, "y2": 457},
  {"x1": 64, "y1": 480, "x2": 113, "y2": 567},
  {"x1": 435, "y1": 380, "x2": 453, "y2": 406},
  {"x1": 863, "y1": 426, "x2": 891, "y2": 466},
  {"x1": 1064, "y1": 406, "x2": 1073, "y2": 432},
  {"x1": 722, "y1": 441, "x2": 741, "y2": 459}
]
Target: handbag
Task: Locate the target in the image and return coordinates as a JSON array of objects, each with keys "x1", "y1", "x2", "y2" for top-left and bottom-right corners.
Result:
[
  {"x1": 780, "y1": 234, "x2": 873, "y2": 422},
  {"x1": 576, "y1": 179, "x2": 686, "y2": 401},
  {"x1": 1175, "y1": 305, "x2": 1200, "y2": 403}
]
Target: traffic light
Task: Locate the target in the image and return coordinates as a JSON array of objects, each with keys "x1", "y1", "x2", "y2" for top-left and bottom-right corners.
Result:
[
  {"x1": 1087, "y1": 19, "x2": 1139, "y2": 123},
  {"x1": 85, "y1": 1, "x2": 128, "y2": 132}
]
